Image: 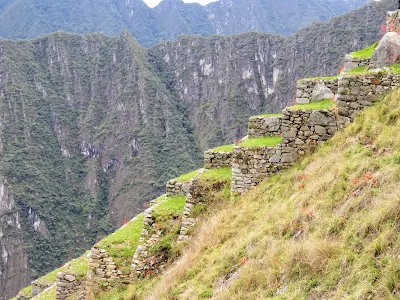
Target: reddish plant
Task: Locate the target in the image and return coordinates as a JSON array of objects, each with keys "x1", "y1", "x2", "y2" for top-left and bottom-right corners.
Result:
[
  {"x1": 338, "y1": 65, "x2": 344, "y2": 74},
  {"x1": 239, "y1": 256, "x2": 249, "y2": 265}
]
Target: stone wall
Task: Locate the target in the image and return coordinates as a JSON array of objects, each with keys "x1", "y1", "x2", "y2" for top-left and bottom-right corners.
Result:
[
  {"x1": 204, "y1": 150, "x2": 232, "y2": 169},
  {"x1": 343, "y1": 54, "x2": 370, "y2": 72},
  {"x1": 231, "y1": 145, "x2": 294, "y2": 194},
  {"x1": 87, "y1": 245, "x2": 128, "y2": 286},
  {"x1": 166, "y1": 180, "x2": 189, "y2": 196},
  {"x1": 131, "y1": 207, "x2": 163, "y2": 277},
  {"x1": 296, "y1": 78, "x2": 338, "y2": 104},
  {"x1": 337, "y1": 73, "x2": 400, "y2": 123},
  {"x1": 248, "y1": 115, "x2": 282, "y2": 138},
  {"x1": 178, "y1": 179, "x2": 198, "y2": 242},
  {"x1": 281, "y1": 108, "x2": 338, "y2": 155},
  {"x1": 56, "y1": 272, "x2": 85, "y2": 300}
]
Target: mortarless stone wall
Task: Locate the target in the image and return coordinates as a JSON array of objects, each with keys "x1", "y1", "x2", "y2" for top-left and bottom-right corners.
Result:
[
  {"x1": 204, "y1": 150, "x2": 233, "y2": 169},
  {"x1": 337, "y1": 73, "x2": 400, "y2": 123}
]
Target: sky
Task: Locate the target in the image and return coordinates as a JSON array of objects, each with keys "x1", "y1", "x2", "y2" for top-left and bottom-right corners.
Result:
[{"x1": 143, "y1": 0, "x2": 219, "y2": 8}]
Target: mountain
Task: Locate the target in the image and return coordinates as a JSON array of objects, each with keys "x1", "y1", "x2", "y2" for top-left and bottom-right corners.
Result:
[
  {"x1": 0, "y1": 0, "x2": 371, "y2": 47},
  {"x1": 0, "y1": 0, "x2": 398, "y2": 299}
]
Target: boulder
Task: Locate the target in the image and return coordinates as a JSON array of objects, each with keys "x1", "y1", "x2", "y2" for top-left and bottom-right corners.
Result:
[
  {"x1": 311, "y1": 83, "x2": 334, "y2": 102},
  {"x1": 343, "y1": 54, "x2": 360, "y2": 72},
  {"x1": 370, "y1": 32, "x2": 400, "y2": 69}
]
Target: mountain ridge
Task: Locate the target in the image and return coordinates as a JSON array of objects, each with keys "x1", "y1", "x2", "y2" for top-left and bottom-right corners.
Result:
[{"x1": 0, "y1": 0, "x2": 371, "y2": 47}]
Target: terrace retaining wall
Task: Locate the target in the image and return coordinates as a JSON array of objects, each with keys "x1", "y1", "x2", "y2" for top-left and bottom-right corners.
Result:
[
  {"x1": 281, "y1": 108, "x2": 338, "y2": 155},
  {"x1": 178, "y1": 179, "x2": 199, "y2": 242},
  {"x1": 248, "y1": 115, "x2": 282, "y2": 138},
  {"x1": 166, "y1": 180, "x2": 189, "y2": 196},
  {"x1": 204, "y1": 150, "x2": 232, "y2": 169},
  {"x1": 296, "y1": 78, "x2": 338, "y2": 104},
  {"x1": 343, "y1": 54, "x2": 370, "y2": 72},
  {"x1": 231, "y1": 145, "x2": 292, "y2": 194},
  {"x1": 56, "y1": 273, "x2": 85, "y2": 300},
  {"x1": 337, "y1": 73, "x2": 400, "y2": 123}
]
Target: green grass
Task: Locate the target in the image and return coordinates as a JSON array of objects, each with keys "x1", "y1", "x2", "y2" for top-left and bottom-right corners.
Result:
[
  {"x1": 153, "y1": 195, "x2": 187, "y2": 222},
  {"x1": 69, "y1": 252, "x2": 89, "y2": 279},
  {"x1": 19, "y1": 285, "x2": 32, "y2": 297},
  {"x1": 198, "y1": 167, "x2": 232, "y2": 182},
  {"x1": 172, "y1": 170, "x2": 200, "y2": 182},
  {"x1": 36, "y1": 251, "x2": 89, "y2": 284},
  {"x1": 98, "y1": 214, "x2": 144, "y2": 274},
  {"x1": 389, "y1": 64, "x2": 400, "y2": 73},
  {"x1": 210, "y1": 144, "x2": 235, "y2": 153},
  {"x1": 344, "y1": 66, "x2": 369, "y2": 74},
  {"x1": 288, "y1": 99, "x2": 336, "y2": 111},
  {"x1": 239, "y1": 136, "x2": 282, "y2": 149},
  {"x1": 37, "y1": 266, "x2": 65, "y2": 285},
  {"x1": 298, "y1": 75, "x2": 338, "y2": 82},
  {"x1": 35, "y1": 286, "x2": 56, "y2": 300},
  {"x1": 250, "y1": 113, "x2": 283, "y2": 118},
  {"x1": 350, "y1": 41, "x2": 379, "y2": 59}
]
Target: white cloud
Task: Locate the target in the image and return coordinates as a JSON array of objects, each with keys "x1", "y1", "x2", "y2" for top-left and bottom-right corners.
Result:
[{"x1": 143, "y1": 0, "x2": 219, "y2": 8}]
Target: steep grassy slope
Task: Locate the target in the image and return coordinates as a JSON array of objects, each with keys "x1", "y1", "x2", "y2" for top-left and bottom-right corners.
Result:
[
  {"x1": 103, "y1": 90, "x2": 400, "y2": 299},
  {"x1": 0, "y1": 0, "x2": 370, "y2": 47}
]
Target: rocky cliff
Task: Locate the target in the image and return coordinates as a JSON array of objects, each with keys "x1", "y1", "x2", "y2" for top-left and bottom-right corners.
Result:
[{"x1": 0, "y1": 0, "x2": 398, "y2": 298}]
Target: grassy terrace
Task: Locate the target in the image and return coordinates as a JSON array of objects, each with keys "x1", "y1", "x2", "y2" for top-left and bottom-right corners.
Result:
[
  {"x1": 98, "y1": 214, "x2": 144, "y2": 274},
  {"x1": 35, "y1": 251, "x2": 89, "y2": 286},
  {"x1": 238, "y1": 136, "x2": 282, "y2": 149},
  {"x1": 35, "y1": 286, "x2": 56, "y2": 300},
  {"x1": 152, "y1": 195, "x2": 187, "y2": 223},
  {"x1": 349, "y1": 41, "x2": 379, "y2": 59},
  {"x1": 198, "y1": 167, "x2": 232, "y2": 182},
  {"x1": 298, "y1": 75, "x2": 338, "y2": 82},
  {"x1": 289, "y1": 99, "x2": 336, "y2": 111},
  {"x1": 250, "y1": 113, "x2": 283, "y2": 118},
  {"x1": 172, "y1": 169, "x2": 201, "y2": 182},
  {"x1": 210, "y1": 144, "x2": 235, "y2": 153}
]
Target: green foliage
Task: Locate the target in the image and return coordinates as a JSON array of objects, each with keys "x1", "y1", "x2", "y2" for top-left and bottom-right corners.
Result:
[
  {"x1": 239, "y1": 136, "x2": 282, "y2": 148},
  {"x1": 350, "y1": 41, "x2": 379, "y2": 59},
  {"x1": 289, "y1": 99, "x2": 336, "y2": 110},
  {"x1": 210, "y1": 144, "x2": 235, "y2": 153}
]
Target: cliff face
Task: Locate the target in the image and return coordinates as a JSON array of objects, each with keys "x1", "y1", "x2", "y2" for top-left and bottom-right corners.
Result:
[
  {"x1": 150, "y1": 33, "x2": 286, "y2": 149},
  {"x1": 0, "y1": 0, "x2": 398, "y2": 298}
]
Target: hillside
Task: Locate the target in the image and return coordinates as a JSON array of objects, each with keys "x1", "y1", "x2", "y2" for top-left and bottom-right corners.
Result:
[
  {"x1": 0, "y1": 0, "x2": 370, "y2": 47},
  {"x1": 102, "y1": 86, "x2": 400, "y2": 299},
  {"x1": 1, "y1": 1, "x2": 399, "y2": 299}
]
